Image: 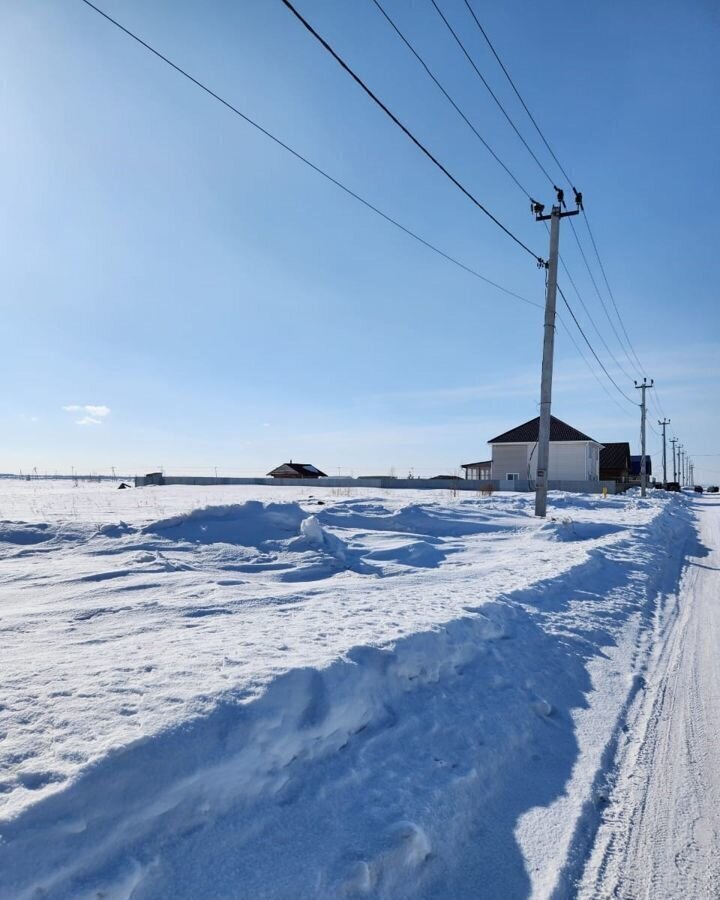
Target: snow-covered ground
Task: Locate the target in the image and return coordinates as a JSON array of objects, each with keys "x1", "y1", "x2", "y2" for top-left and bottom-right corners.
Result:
[
  {"x1": 0, "y1": 481, "x2": 696, "y2": 898},
  {"x1": 579, "y1": 493, "x2": 720, "y2": 898}
]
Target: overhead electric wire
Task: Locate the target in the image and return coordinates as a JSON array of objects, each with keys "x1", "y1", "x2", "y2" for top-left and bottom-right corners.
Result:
[
  {"x1": 280, "y1": 0, "x2": 544, "y2": 264},
  {"x1": 557, "y1": 286, "x2": 637, "y2": 406},
  {"x1": 567, "y1": 217, "x2": 638, "y2": 381},
  {"x1": 557, "y1": 317, "x2": 636, "y2": 417},
  {"x1": 371, "y1": 0, "x2": 648, "y2": 413},
  {"x1": 456, "y1": 0, "x2": 656, "y2": 395},
  {"x1": 369, "y1": 0, "x2": 532, "y2": 199},
  {"x1": 461, "y1": 0, "x2": 573, "y2": 187},
  {"x1": 651, "y1": 391, "x2": 671, "y2": 422},
  {"x1": 582, "y1": 213, "x2": 648, "y2": 377},
  {"x1": 282, "y1": 0, "x2": 639, "y2": 418},
  {"x1": 428, "y1": 0, "x2": 556, "y2": 189},
  {"x1": 543, "y1": 222, "x2": 637, "y2": 391},
  {"x1": 77, "y1": 0, "x2": 542, "y2": 312},
  {"x1": 80, "y1": 0, "x2": 647, "y2": 425},
  {"x1": 558, "y1": 254, "x2": 632, "y2": 378}
]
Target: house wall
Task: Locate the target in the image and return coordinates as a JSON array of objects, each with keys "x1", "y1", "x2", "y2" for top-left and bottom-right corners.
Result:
[
  {"x1": 491, "y1": 444, "x2": 529, "y2": 480},
  {"x1": 587, "y1": 444, "x2": 600, "y2": 480},
  {"x1": 493, "y1": 442, "x2": 600, "y2": 481}
]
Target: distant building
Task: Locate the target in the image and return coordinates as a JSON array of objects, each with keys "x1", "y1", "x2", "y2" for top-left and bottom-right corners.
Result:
[
  {"x1": 460, "y1": 460, "x2": 492, "y2": 480},
  {"x1": 600, "y1": 442, "x2": 631, "y2": 482},
  {"x1": 431, "y1": 474, "x2": 463, "y2": 481},
  {"x1": 488, "y1": 416, "x2": 602, "y2": 482},
  {"x1": 267, "y1": 462, "x2": 327, "y2": 479},
  {"x1": 630, "y1": 455, "x2": 652, "y2": 478}
]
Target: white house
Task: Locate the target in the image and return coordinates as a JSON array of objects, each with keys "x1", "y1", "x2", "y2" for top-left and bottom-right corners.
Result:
[{"x1": 488, "y1": 416, "x2": 603, "y2": 483}]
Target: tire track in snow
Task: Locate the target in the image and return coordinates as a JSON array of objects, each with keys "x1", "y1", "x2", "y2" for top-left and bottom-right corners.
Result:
[{"x1": 578, "y1": 496, "x2": 720, "y2": 899}]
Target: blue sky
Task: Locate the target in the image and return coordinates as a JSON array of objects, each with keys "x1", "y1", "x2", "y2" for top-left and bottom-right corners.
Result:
[{"x1": 1, "y1": 0, "x2": 719, "y2": 480}]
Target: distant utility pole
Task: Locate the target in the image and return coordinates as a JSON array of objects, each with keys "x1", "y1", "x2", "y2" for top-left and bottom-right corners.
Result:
[
  {"x1": 670, "y1": 437, "x2": 678, "y2": 483},
  {"x1": 532, "y1": 187, "x2": 581, "y2": 518},
  {"x1": 635, "y1": 378, "x2": 654, "y2": 498},
  {"x1": 689, "y1": 462, "x2": 694, "y2": 486},
  {"x1": 658, "y1": 418, "x2": 670, "y2": 485},
  {"x1": 678, "y1": 445, "x2": 684, "y2": 486}
]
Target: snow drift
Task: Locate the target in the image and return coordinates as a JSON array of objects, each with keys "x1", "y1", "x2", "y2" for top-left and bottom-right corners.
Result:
[{"x1": 0, "y1": 485, "x2": 697, "y2": 899}]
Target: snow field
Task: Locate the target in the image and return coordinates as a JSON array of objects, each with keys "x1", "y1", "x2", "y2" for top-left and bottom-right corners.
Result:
[{"x1": 0, "y1": 482, "x2": 696, "y2": 898}]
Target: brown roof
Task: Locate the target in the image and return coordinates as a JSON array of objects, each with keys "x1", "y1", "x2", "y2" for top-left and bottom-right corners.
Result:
[
  {"x1": 600, "y1": 442, "x2": 631, "y2": 470},
  {"x1": 461, "y1": 460, "x2": 492, "y2": 468},
  {"x1": 267, "y1": 463, "x2": 328, "y2": 477},
  {"x1": 488, "y1": 416, "x2": 598, "y2": 444}
]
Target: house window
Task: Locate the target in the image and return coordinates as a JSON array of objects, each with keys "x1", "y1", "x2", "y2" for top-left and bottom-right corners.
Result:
[{"x1": 506, "y1": 473, "x2": 520, "y2": 481}]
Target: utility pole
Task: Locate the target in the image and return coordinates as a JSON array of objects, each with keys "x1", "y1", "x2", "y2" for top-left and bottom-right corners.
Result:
[
  {"x1": 532, "y1": 187, "x2": 581, "y2": 517},
  {"x1": 678, "y1": 445, "x2": 684, "y2": 486},
  {"x1": 670, "y1": 437, "x2": 678, "y2": 483},
  {"x1": 689, "y1": 461, "x2": 694, "y2": 487},
  {"x1": 658, "y1": 418, "x2": 670, "y2": 485},
  {"x1": 635, "y1": 378, "x2": 654, "y2": 497}
]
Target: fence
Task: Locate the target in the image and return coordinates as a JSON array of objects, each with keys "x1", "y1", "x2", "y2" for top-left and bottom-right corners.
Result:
[{"x1": 134, "y1": 475, "x2": 617, "y2": 494}]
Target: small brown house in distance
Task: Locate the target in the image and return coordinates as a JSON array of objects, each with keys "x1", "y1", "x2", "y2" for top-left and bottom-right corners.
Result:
[
  {"x1": 599, "y1": 443, "x2": 631, "y2": 482},
  {"x1": 267, "y1": 462, "x2": 327, "y2": 479}
]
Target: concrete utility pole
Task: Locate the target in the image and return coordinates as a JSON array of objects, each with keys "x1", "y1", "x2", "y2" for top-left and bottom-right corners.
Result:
[
  {"x1": 635, "y1": 378, "x2": 654, "y2": 497},
  {"x1": 670, "y1": 437, "x2": 678, "y2": 483},
  {"x1": 678, "y1": 445, "x2": 684, "y2": 486},
  {"x1": 658, "y1": 418, "x2": 670, "y2": 485},
  {"x1": 532, "y1": 189, "x2": 580, "y2": 518}
]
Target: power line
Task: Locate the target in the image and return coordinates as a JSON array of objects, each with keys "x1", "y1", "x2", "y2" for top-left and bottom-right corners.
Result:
[
  {"x1": 567, "y1": 217, "x2": 637, "y2": 380},
  {"x1": 428, "y1": 0, "x2": 650, "y2": 403},
  {"x1": 79, "y1": 0, "x2": 647, "y2": 424},
  {"x1": 557, "y1": 316, "x2": 636, "y2": 417},
  {"x1": 428, "y1": 0, "x2": 556, "y2": 188},
  {"x1": 280, "y1": 0, "x2": 544, "y2": 264},
  {"x1": 582, "y1": 212, "x2": 647, "y2": 377},
  {"x1": 545, "y1": 221, "x2": 637, "y2": 390},
  {"x1": 455, "y1": 0, "x2": 654, "y2": 397},
  {"x1": 557, "y1": 286, "x2": 637, "y2": 406},
  {"x1": 370, "y1": 0, "x2": 532, "y2": 199},
  {"x1": 77, "y1": 0, "x2": 540, "y2": 311},
  {"x1": 461, "y1": 0, "x2": 573, "y2": 187},
  {"x1": 558, "y1": 253, "x2": 634, "y2": 382}
]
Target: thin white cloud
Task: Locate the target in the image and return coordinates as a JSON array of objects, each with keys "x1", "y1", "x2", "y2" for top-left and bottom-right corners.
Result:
[{"x1": 62, "y1": 404, "x2": 111, "y2": 425}]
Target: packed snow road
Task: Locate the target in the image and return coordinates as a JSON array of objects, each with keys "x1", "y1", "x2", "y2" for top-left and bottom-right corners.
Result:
[
  {"x1": 579, "y1": 494, "x2": 720, "y2": 899},
  {"x1": 0, "y1": 482, "x2": 699, "y2": 898}
]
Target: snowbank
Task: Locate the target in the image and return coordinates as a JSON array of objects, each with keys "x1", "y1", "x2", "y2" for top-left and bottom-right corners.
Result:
[{"x1": 0, "y1": 483, "x2": 697, "y2": 899}]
